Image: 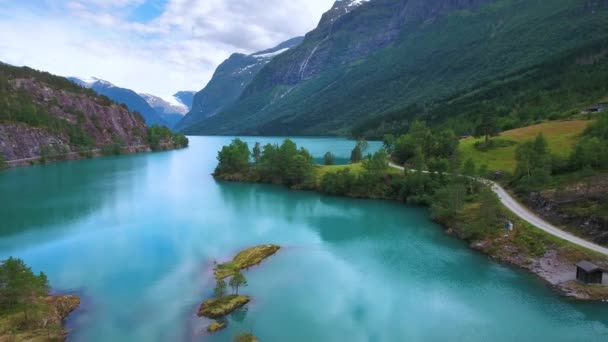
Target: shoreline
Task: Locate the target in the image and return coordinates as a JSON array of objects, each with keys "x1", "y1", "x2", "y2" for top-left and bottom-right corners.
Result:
[
  {"x1": 214, "y1": 173, "x2": 608, "y2": 302},
  {"x1": 2, "y1": 143, "x2": 184, "y2": 169}
]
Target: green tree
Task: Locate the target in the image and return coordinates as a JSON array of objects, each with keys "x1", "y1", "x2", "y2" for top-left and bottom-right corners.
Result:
[
  {"x1": 514, "y1": 133, "x2": 551, "y2": 191},
  {"x1": 350, "y1": 145, "x2": 363, "y2": 163},
  {"x1": 324, "y1": 151, "x2": 335, "y2": 166},
  {"x1": 431, "y1": 184, "x2": 467, "y2": 221},
  {"x1": 214, "y1": 278, "x2": 227, "y2": 298},
  {"x1": 363, "y1": 148, "x2": 389, "y2": 176},
  {"x1": 356, "y1": 139, "x2": 369, "y2": 155},
  {"x1": 252, "y1": 142, "x2": 262, "y2": 164},
  {"x1": 215, "y1": 139, "x2": 250, "y2": 174},
  {"x1": 462, "y1": 158, "x2": 477, "y2": 193},
  {"x1": 478, "y1": 188, "x2": 501, "y2": 228},
  {"x1": 383, "y1": 134, "x2": 395, "y2": 154},
  {"x1": 474, "y1": 112, "x2": 500, "y2": 143},
  {"x1": 229, "y1": 272, "x2": 248, "y2": 295},
  {"x1": 0, "y1": 257, "x2": 50, "y2": 325}
]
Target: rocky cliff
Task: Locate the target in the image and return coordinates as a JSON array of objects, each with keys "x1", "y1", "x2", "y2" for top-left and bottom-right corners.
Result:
[
  {"x1": 190, "y1": 0, "x2": 608, "y2": 136},
  {"x1": 0, "y1": 64, "x2": 149, "y2": 163}
]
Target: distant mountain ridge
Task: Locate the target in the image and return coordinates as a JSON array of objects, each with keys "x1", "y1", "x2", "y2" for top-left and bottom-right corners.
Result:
[
  {"x1": 184, "y1": 0, "x2": 608, "y2": 136},
  {"x1": 69, "y1": 77, "x2": 194, "y2": 129},
  {"x1": 176, "y1": 36, "x2": 304, "y2": 133},
  {"x1": 69, "y1": 77, "x2": 169, "y2": 127}
]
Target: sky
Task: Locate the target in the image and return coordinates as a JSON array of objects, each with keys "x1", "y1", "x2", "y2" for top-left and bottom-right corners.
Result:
[{"x1": 0, "y1": 0, "x2": 335, "y2": 100}]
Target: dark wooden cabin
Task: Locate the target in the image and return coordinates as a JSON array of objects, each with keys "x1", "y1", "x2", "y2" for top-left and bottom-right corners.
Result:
[{"x1": 576, "y1": 261, "x2": 604, "y2": 284}]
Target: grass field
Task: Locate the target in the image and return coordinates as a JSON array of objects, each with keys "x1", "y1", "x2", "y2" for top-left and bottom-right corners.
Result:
[
  {"x1": 459, "y1": 120, "x2": 592, "y2": 172},
  {"x1": 316, "y1": 162, "x2": 401, "y2": 181}
]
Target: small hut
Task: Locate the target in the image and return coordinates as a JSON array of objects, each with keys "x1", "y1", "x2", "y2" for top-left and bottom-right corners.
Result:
[{"x1": 576, "y1": 261, "x2": 604, "y2": 284}]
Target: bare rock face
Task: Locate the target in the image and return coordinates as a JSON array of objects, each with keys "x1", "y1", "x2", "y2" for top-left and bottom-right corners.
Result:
[{"x1": 0, "y1": 77, "x2": 148, "y2": 162}]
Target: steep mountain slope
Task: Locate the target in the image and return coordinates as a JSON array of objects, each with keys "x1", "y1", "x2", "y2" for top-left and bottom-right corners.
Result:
[
  {"x1": 69, "y1": 77, "x2": 169, "y2": 127},
  {"x1": 0, "y1": 64, "x2": 148, "y2": 162},
  {"x1": 174, "y1": 91, "x2": 196, "y2": 109},
  {"x1": 191, "y1": 0, "x2": 608, "y2": 136},
  {"x1": 176, "y1": 37, "x2": 304, "y2": 133},
  {"x1": 140, "y1": 93, "x2": 189, "y2": 128}
]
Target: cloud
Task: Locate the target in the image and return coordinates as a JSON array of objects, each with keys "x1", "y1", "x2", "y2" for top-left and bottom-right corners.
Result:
[{"x1": 0, "y1": 0, "x2": 334, "y2": 98}]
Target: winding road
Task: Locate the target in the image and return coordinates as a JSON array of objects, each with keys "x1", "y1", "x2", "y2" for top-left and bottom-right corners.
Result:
[{"x1": 389, "y1": 162, "x2": 608, "y2": 256}]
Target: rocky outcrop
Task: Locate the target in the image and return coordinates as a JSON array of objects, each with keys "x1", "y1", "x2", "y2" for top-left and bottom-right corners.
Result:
[
  {"x1": 0, "y1": 66, "x2": 150, "y2": 164},
  {"x1": 526, "y1": 180, "x2": 608, "y2": 245}
]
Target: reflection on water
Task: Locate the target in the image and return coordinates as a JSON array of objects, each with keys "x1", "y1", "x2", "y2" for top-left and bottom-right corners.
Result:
[{"x1": 0, "y1": 136, "x2": 607, "y2": 342}]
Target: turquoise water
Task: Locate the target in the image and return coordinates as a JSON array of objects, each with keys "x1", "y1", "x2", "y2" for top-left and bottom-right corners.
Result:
[{"x1": 0, "y1": 136, "x2": 607, "y2": 342}]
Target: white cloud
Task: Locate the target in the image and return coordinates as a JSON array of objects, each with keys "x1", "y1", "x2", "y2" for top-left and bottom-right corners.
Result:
[{"x1": 0, "y1": 0, "x2": 334, "y2": 98}]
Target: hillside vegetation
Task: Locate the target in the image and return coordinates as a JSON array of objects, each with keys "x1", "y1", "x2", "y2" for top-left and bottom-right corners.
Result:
[
  {"x1": 191, "y1": 0, "x2": 608, "y2": 136},
  {"x1": 459, "y1": 120, "x2": 593, "y2": 172}
]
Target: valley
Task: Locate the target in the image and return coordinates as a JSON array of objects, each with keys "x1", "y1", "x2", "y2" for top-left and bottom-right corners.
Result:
[{"x1": 1, "y1": 0, "x2": 608, "y2": 341}]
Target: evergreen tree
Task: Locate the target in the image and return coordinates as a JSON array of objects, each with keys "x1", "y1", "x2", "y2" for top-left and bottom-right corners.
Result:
[
  {"x1": 229, "y1": 272, "x2": 248, "y2": 295},
  {"x1": 324, "y1": 151, "x2": 335, "y2": 166}
]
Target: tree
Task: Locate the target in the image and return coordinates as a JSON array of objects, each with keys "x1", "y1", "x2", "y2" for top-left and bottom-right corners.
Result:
[
  {"x1": 462, "y1": 158, "x2": 477, "y2": 193},
  {"x1": 514, "y1": 133, "x2": 551, "y2": 191},
  {"x1": 229, "y1": 272, "x2": 248, "y2": 295},
  {"x1": 215, "y1": 139, "x2": 250, "y2": 174},
  {"x1": 478, "y1": 188, "x2": 501, "y2": 227},
  {"x1": 363, "y1": 148, "x2": 389, "y2": 176},
  {"x1": 356, "y1": 139, "x2": 369, "y2": 155},
  {"x1": 431, "y1": 184, "x2": 467, "y2": 221},
  {"x1": 0, "y1": 257, "x2": 50, "y2": 325},
  {"x1": 383, "y1": 134, "x2": 395, "y2": 154},
  {"x1": 324, "y1": 151, "x2": 335, "y2": 166},
  {"x1": 214, "y1": 278, "x2": 227, "y2": 298},
  {"x1": 474, "y1": 112, "x2": 500, "y2": 143},
  {"x1": 350, "y1": 145, "x2": 363, "y2": 163},
  {"x1": 252, "y1": 142, "x2": 262, "y2": 164}
]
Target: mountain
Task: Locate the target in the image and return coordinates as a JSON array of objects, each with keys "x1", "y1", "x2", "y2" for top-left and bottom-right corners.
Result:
[
  {"x1": 176, "y1": 37, "x2": 304, "y2": 133},
  {"x1": 69, "y1": 77, "x2": 169, "y2": 127},
  {"x1": 185, "y1": 0, "x2": 608, "y2": 136},
  {"x1": 174, "y1": 91, "x2": 196, "y2": 109},
  {"x1": 140, "y1": 93, "x2": 190, "y2": 128},
  {"x1": 0, "y1": 64, "x2": 149, "y2": 162}
]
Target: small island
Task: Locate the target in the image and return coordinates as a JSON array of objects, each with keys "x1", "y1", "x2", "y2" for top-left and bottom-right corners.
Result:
[
  {"x1": 214, "y1": 244, "x2": 281, "y2": 280},
  {"x1": 198, "y1": 244, "x2": 280, "y2": 335},
  {"x1": 235, "y1": 333, "x2": 259, "y2": 342},
  {"x1": 198, "y1": 295, "x2": 250, "y2": 319}
]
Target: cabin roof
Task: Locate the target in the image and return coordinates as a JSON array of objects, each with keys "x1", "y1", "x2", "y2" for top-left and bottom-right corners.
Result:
[{"x1": 577, "y1": 261, "x2": 603, "y2": 273}]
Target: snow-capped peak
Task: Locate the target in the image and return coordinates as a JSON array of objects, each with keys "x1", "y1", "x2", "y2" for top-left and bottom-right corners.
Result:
[
  {"x1": 140, "y1": 93, "x2": 189, "y2": 115},
  {"x1": 251, "y1": 48, "x2": 290, "y2": 59},
  {"x1": 71, "y1": 77, "x2": 115, "y2": 88}
]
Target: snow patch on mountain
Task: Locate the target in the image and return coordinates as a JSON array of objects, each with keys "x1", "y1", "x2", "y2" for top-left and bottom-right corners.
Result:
[
  {"x1": 140, "y1": 93, "x2": 189, "y2": 115},
  {"x1": 252, "y1": 48, "x2": 290, "y2": 59}
]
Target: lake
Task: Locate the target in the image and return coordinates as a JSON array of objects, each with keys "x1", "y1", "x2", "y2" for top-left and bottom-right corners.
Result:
[{"x1": 0, "y1": 136, "x2": 607, "y2": 341}]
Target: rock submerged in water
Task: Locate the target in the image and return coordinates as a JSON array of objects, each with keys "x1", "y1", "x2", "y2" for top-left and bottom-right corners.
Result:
[
  {"x1": 215, "y1": 244, "x2": 280, "y2": 280},
  {"x1": 198, "y1": 295, "x2": 250, "y2": 319},
  {"x1": 234, "y1": 333, "x2": 259, "y2": 342},
  {"x1": 207, "y1": 320, "x2": 227, "y2": 333}
]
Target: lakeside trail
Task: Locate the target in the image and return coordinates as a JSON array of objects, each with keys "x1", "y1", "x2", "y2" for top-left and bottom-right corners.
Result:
[{"x1": 388, "y1": 162, "x2": 608, "y2": 256}]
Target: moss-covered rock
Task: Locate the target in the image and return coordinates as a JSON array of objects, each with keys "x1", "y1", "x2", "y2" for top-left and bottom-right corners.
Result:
[
  {"x1": 215, "y1": 244, "x2": 280, "y2": 280},
  {"x1": 234, "y1": 333, "x2": 259, "y2": 342},
  {"x1": 198, "y1": 295, "x2": 250, "y2": 319},
  {"x1": 207, "y1": 321, "x2": 227, "y2": 333}
]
